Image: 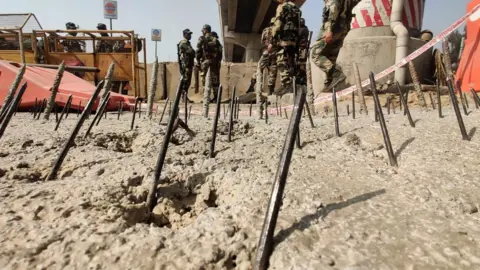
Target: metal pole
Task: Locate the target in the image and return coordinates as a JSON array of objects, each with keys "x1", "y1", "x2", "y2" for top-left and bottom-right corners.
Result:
[
  {"x1": 85, "y1": 92, "x2": 111, "y2": 137},
  {"x1": 146, "y1": 77, "x2": 185, "y2": 212},
  {"x1": 471, "y1": 88, "x2": 480, "y2": 109},
  {"x1": 109, "y1": 19, "x2": 113, "y2": 37},
  {"x1": 55, "y1": 95, "x2": 72, "y2": 131},
  {"x1": 155, "y1": 41, "x2": 158, "y2": 59},
  {"x1": 209, "y1": 85, "x2": 223, "y2": 158},
  {"x1": 46, "y1": 81, "x2": 104, "y2": 180},
  {"x1": 0, "y1": 83, "x2": 27, "y2": 139},
  {"x1": 395, "y1": 81, "x2": 415, "y2": 127},
  {"x1": 130, "y1": 98, "x2": 139, "y2": 130},
  {"x1": 228, "y1": 87, "x2": 236, "y2": 142},
  {"x1": 158, "y1": 97, "x2": 169, "y2": 124},
  {"x1": 333, "y1": 87, "x2": 340, "y2": 137},
  {"x1": 446, "y1": 79, "x2": 469, "y2": 141},
  {"x1": 352, "y1": 91, "x2": 356, "y2": 119},
  {"x1": 370, "y1": 73, "x2": 397, "y2": 167},
  {"x1": 437, "y1": 80, "x2": 443, "y2": 118},
  {"x1": 253, "y1": 89, "x2": 306, "y2": 270}
]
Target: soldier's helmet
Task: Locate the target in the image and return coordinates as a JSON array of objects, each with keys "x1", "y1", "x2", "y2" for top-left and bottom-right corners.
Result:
[
  {"x1": 420, "y1": 30, "x2": 433, "y2": 42},
  {"x1": 183, "y1": 29, "x2": 193, "y2": 35},
  {"x1": 65, "y1": 22, "x2": 77, "y2": 30},
  {"x1": 97, "y1": 23, "x2": 107, "y2": 30},
  {"x1": 202, "y1": 24, "x2": 212, "y2": 32},
  {"x1": 211, "y1": 31, "x2": 218, "y2": 38}
]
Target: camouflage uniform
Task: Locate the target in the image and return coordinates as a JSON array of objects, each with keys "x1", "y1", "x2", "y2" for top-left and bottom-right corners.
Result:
[
  {"x1": 196, "y1": 24, "x2": 220, "y2": 101},
  {"x1": 311, "y1": 0, "x2": 360, "y2": 91},
  {"x1": 258, "y1": 18, "x2": 278, "y2": 94},
  {"x1": 296, "y1": 18, "x2": 310, "y2": 85},
  {"x1": 95, "y1": 23, "x2": 115, "y2": 53},
  {"x1": 178, "y1": 29, "x2": 196, "y2": 99},
  {"x1": 271, "y1": 0, "x2": 302, "y2": 95}
]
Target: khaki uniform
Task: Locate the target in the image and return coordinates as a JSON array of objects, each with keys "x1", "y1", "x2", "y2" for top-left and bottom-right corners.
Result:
[
  {"x1": 196, "y1": 33, "x2": 220, "y2": 93},
  {"x1": 311, "y1": 0, "x2": 360, "y2": 85},
  {"x1": 178, "y1": 38, "x2": 196, "y2": 92},
  {"x1": 271, "y1": 1, "x2": 302, "y2": 88},
  {"x1": 259, "y1": 25, "x2": 278, "y2": 90}
]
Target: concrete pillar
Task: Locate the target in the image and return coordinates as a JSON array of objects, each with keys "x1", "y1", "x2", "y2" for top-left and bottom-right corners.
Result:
[
  {"x1": 245, "y1": 40, "x2": 261, "y2": 62},
  {"x1": 224, "y1": 31, "x2": 262, "y2": 63}
]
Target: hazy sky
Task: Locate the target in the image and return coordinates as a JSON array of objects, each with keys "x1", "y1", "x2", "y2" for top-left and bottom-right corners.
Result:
[{"x1": 0, "y1": 0, "x2": 471, "y2": 62}]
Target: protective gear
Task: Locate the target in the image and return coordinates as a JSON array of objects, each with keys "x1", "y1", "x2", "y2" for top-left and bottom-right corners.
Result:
[
  {"x1": 66, "y1": 22, "x2": 77, "y2": 29},
  {"x1": 274, "y1": 1, "x2": 301, "y2": 46},
  {"x1": 202, "y1": 24, "x2": 211, "y2": 32},
  {"x1": 183, "y1": 28, "x2": 193, "y2": 35},
  {"x1": 211, "y1": 31, "x2": 218, "y2": 38},
  {"x1": 97, "y1": 23, "x2": 107, "y2": 30}
]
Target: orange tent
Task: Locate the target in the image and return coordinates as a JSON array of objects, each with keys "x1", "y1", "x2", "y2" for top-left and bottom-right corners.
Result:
[{"x1": 456, "y1": 0, "x2": 480, "y2": 92}]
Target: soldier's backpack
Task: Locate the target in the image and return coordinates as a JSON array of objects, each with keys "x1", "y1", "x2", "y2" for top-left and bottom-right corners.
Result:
[
  {"x1": 203, "y1": 35, "x2": 218, "y2": 56},
  {"x1": 278, "y1": 2, "x2": 302, "y2": 43}
]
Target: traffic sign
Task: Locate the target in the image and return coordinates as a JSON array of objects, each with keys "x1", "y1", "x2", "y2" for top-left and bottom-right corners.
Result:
[
  {"x1": 104, "y1": 0, "x2": 118, "y2": 20},
  {"x1": 151, "y1": 29, "x2": 162, "y2": 41}
]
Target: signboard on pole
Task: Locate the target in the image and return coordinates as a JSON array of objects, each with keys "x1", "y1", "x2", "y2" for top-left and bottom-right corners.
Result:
[
  {"x1": 151, "y1": 29, "x2": 162, "y2": 41},
  {"x1": 104, "y1": 0, "x2": 118, "y2": 20}
]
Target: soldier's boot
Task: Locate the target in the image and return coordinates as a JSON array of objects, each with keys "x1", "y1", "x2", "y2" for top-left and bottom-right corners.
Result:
[
  {"x1": 274, "y1": 84, "x2": 293, "y2": 97},
  {"x1": 328, "y1": 68, "x2": 347, "y2": 91},
  {"x1": 321, "y1": 78, "x2": 332, "y2": 92},
  {"x1": 209, "y1": 94, "x2": 218, "y2": 103}
]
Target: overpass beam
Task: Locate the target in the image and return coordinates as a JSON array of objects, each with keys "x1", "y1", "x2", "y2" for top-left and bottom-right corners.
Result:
[
  {"x1": 227, "y1": 0, "x2": 238, "y2": 31},
  {"x1": 252, "y1": 0, "x2": 271, "y2": 33}
]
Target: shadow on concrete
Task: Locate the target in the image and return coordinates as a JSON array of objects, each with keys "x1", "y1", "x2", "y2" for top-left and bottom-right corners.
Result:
[
  {"x1": 394, "y1": 137, "x2": 416, "y2": 158},
  {"x1": 273, "y1": 189, "x2": 386, "y2": 247},
  {"x1": 468, "y1": 127, "x2": 476, "y2": 139}
]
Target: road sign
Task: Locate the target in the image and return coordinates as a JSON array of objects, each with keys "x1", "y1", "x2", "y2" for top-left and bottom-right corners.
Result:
[
  {"x1": 104, "y1": 0, "x2": 118, "y2": 20},
  {"x1": 151, "y1": 29, "x2": 162, "y2": 41}
]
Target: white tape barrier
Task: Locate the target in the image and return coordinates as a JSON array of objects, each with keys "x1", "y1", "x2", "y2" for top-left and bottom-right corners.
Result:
[
  {"x1": 276, "y1": 4, "x2": 480, "y2": 113},
  {"x1": 162, "y1": 4, "x2": 480, "y2": 117}
]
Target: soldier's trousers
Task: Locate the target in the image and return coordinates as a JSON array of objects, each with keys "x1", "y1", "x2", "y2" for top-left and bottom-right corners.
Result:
[
  {"x1": 259, "y1": 50, "x2": 278, "y2": 88},
  {"x1": 180, "y1": 67, "x2": 193, "y2": 93},
  {"x1": 276, "y1": 46, "x2": 297, "y2": 87},
  {"x1": 311, "y1": 31, "x2": 348, "y2": 83},
  {"x1": 200, "y1": 59, "x2": 219, "y2": 88}
]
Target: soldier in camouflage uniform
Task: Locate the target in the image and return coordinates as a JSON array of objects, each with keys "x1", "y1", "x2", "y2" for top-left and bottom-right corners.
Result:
[
  {"x1": 62, "y1": 22, "x2": 84, "y2": 52},
  {"x1": 211, "y1": 31, "x2": 223, "y2": 74},
  {"x1": 178, "y1": 29, "x2": 196, "y2": 103},
  {"x1": 259, "y1": 18, "x2": 278, "y2": 95},
  {"x1": 311, "y1": 0, "x2": 360, "y2": 92},
  {"x1": 270, "y1": 0, "x2": 302, "y2": 96},
  {"x1": 95, "y1": 23, "x2": 115, "y2": 53},
  {"x1": 196, "y1": 24, "x2": 220, "y2": 102},
  {"x1": 296, "y1": 18, "x2": 310, "y2": 85}
]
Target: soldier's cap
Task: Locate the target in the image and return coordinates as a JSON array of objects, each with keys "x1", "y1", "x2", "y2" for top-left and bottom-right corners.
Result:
[
  {"x1": 97, "y1": 23, "x2": 107, "y2": 29},
  {"x1": 183, "y1": 29, "x2": 193, "y2": 35},
  {"x1": 65, "y1": 22, "x2": 77, "y2": 29},
  {"x1": 211, "y1": 31, "x2": 218, "y2": 37},
  {"x1": 202, "y1": 24, "x2": 212, "y2": 31}
]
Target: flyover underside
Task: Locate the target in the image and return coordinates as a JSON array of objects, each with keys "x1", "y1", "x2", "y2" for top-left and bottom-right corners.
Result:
[{"x1": 219, "y1": 0, "x2": 306, "y2": 63}]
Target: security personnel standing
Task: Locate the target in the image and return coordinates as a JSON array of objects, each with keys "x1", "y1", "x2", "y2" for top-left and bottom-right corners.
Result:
[
  {"x1": 311, "y1": 0, "x2": 361, "y2": 92},
  {"x1": 259, "y1": 18, "x2": 278, "y2": 95},
  {"x1": 296, "y1": 18, "x2": 310, "y2": 85},
  {"x1": 95, "y1": 23, "x2": 114, "y2": 53},
  {"x1": 270, "y1": 0, "x2": 302, "y2": 96},
  {"x1": 196, "y1": 24, "x2": 220, "y2": 102},
  {"x1": 177, "y1": 29, "x2": 196, "y2": 103}
]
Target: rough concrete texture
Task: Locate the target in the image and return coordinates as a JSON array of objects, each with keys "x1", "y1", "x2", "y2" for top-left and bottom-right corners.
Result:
[{"x1": 1, "y1": 93, "x2": 480, "y2": 269}]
